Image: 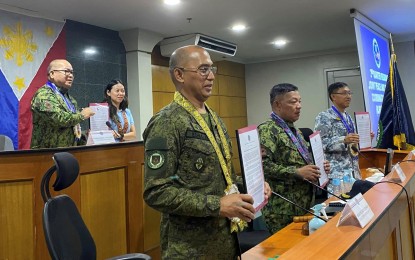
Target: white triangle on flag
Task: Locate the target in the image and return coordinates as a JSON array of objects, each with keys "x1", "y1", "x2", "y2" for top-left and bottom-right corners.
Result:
[{"x1": 0, "y1": 10, "x2": 65, "y2": 100}]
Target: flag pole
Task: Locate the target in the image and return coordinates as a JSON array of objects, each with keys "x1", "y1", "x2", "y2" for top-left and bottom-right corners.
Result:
[{"x1": 389, "y1": 33, "x2": 395, "y2": 55}]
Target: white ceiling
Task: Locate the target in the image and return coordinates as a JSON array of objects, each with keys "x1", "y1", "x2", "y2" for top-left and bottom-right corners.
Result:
[{"x1": 1, "y1": 0, "x2": 414, "y2": 64}]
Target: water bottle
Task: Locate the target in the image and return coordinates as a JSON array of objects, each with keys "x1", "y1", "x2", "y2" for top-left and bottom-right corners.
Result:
[
  {"x1": 331, "y1": 174, "x2": 342, "y2": 196},
  {"x1": 342, "y1": 170, "x2": 352, "y2": 193}
]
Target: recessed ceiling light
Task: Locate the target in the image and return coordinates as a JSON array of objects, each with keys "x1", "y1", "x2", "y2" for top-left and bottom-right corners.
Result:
[
  {"x1": 83, "y1": 48, "x2": 97, "y2": 55},
  {"x1": 164, "y1": 0, "x2": 180, "y2": 5},
  {"x1": 273, "y1": 40, "x2": 287, "y2": 47},
  {"x1": 231, "y1": 24, "x2": 246, "y2": 32}
]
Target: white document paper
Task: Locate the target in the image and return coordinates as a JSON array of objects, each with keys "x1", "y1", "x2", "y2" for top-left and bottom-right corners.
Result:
[
  {"x1": 89, "y1": 103, "x2": 109, "y2": 131},
  {"x1": 309, "y1": 131, "x2": 329, "y2": 187},
  {"x1": 86, "y1": 130, "x2": 116, "y2": 145},
  {"x1": 236, "y1": 125, "x2": 266, "y2": 212},
  {"x1": 355, "y1": 112, "x2": 372, "y2": 149}
]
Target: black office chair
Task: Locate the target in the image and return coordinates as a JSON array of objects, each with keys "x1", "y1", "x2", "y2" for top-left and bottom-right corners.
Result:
[
  {"x1": 298, "y1": 127, "x2": 313, "y2": 143},
  {"x1": 41, "y1": 152, "x2": 151, "y2": 260},
  {"x1": 238, "y1": 214, "x2": 271, "y2": 254}
]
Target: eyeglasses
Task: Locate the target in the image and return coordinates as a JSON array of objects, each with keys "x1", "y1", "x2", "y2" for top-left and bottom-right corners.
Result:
[
  {"x1": 176, "y1": 66, "x2": 217, "y2": 77},
  {"x1": 52, "y1": 69, "x2": 74, "y2": 76},
  {"x1": 332, "y1": 91, "x2": 353, "y2": 96}
]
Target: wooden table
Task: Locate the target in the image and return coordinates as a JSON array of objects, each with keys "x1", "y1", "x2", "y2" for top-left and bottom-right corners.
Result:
[{"x1": 243, "y1": 149, "x2": 413, "y2": 259}]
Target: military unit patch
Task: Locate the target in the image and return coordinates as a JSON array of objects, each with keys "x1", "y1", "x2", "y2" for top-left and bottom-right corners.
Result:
[
  {"x1": 195, "y1": 157, "x2": 204, "y2": 170},
  {"x1": 148, "y1": 151, "x2": 165, "y2": 169}
]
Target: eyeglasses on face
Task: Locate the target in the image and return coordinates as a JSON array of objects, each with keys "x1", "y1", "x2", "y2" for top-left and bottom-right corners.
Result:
[
  {"x1": 332, "y1": 91, "x2": 353, "y2": 96},
  {"x1": 176, "y1": 65, "x2": 217, "y2": 76},
  {"x1": 52, "y1": 69, "x2": 74, "y2": 76}
]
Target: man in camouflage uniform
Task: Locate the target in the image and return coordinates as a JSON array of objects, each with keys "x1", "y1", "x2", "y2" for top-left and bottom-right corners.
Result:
[
  {"x1": 314, "y1": 82, "x2": 361, "y2": 183},
  {"x1": 258, "y1": 83, "x2": 329, "y2": 234},
  {"x1": 31, "y1": 59, "x2": 95, "y2": 148},
  {"x1": 143, "y1": 45, "x2": 271, "y2": 259}
]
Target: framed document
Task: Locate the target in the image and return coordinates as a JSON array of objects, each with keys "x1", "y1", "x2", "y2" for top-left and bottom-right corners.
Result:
[{"x1": 236, "y1": 125, "x2": 266, "y2": 212}]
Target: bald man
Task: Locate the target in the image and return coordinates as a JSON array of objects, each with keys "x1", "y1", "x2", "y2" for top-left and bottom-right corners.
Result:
[
  {"x1": 31, "y1": 59, "x2": 95, "y2": 148},
  {"x1": 143, "y1": 45, "x2": 271, "y2": 259}
]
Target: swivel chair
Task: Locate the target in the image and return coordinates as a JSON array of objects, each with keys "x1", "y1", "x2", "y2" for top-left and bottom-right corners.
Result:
[
  {"x1": 298, "y1": 127, "x2": 313, "y2": 143},
  {"x1": 41, "y1": 152, "x2": 151, "y2": 260},
  {"x1": 238, "y1": 213, "x2": 271, "y2": 254}
]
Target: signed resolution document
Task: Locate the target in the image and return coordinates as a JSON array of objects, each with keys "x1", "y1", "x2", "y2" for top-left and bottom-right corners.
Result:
[
  {"x1": 309, "y1": 131, "x2": 329, "y2": 187},
  {"x1": 89, "y1": 103, "x2": 109, "y2": 131},
  {"x1": 355, "y1": 112, "x2": 372, "y2": 149},
  {"x1": 236, "y1": 125, "x2": 266, "y2": 212}
]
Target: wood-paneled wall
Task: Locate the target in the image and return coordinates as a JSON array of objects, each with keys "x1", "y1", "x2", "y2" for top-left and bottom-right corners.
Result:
[
  {"x1": 0, "y1": 142, "x2": 160, "y2": 260},
  {"x1": 152, "y1": 60, "x2": 247, "y2": 175}
]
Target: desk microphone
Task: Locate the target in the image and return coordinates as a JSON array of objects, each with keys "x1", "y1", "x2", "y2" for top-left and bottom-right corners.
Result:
[
  {"x1": 271, "y1": 191, "x2": 327, "y2": 222},
  {"x1": 303, "y1": 178, "x2": 347, "y2": 202},
  {"x1": 105, "y1": 121, "x2": 121, "y2": 138}
]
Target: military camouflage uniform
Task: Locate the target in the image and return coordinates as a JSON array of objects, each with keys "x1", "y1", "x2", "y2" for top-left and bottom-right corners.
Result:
[
  {"x1": 314, "y1": 109, "x2": 360, "y2": 180},
  {"x1": 143, "y1": 102, "x2": 239, "y2": 260},
  {"x1": 258, "y1": 119, "x2": 313, "y2": 234},
  {"x1": 31, "y1": 84, "x2": 84, "y2": 148}
]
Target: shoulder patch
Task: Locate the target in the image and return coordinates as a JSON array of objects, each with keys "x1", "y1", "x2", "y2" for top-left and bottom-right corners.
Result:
[{"x1": 147, "y1": 151, "x2": 165, "y2": 169}]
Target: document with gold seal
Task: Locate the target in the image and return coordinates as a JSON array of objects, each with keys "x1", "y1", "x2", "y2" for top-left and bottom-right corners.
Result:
[{"x1": 236, "y1": 125, "x2": 267, "y2": 212}]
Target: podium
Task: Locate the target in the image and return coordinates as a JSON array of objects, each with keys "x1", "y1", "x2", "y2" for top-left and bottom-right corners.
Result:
[{"x1": 242, "y1": 149, "x2": 413, "y2": 259}]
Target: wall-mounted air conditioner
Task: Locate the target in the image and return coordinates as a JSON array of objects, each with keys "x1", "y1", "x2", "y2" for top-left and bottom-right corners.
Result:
[{"x1": 160, "y1": 33, "x2": 237, "y2": 57}]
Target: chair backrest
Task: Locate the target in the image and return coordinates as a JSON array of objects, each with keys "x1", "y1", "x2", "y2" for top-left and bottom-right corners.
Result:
[
  {"x1": 41, "y1": 152, "x2": 96, "y2": 260},
  {"x1": 299, "y1": 127, "x2": 313, "y2": 143},
  {"x1": 0, "y1": 135, "x2": 14, "y2": 151}
]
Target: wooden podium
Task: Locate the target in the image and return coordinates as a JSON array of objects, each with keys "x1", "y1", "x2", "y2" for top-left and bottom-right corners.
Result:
[
  {"x1": 242, "y1": 149, "x2": 414, "y2": 259},
  {"x1": 0, "y1": 142, "x2": 161, "y2": 260}
]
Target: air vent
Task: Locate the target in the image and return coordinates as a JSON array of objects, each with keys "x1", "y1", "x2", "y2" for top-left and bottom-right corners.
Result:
[{"x1": 160, "y1": 33, "x2": 237, "y2": 57}]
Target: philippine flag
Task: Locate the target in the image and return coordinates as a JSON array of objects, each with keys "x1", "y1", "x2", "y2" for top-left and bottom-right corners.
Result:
[{"x1": 0, "y1": 10, "x2": 65, "y2": 150}]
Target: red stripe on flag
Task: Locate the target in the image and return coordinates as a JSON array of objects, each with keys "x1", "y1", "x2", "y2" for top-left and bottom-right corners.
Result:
[{"x1": 18, "y1": 28, "x2": 66, "y2": 150}]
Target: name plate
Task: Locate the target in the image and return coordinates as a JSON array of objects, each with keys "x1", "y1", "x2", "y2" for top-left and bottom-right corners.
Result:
[
  {"x1": 408, "y1": 150, "x2": 415, "y2": 160},
  {"x1": 348, "y1": 193, "x2": 374, "y2": 228},
  {"x1": 337, "y1": 193, "x2": 374, "y2": 228},
  {"x1": 394, "y1": 164, "x2": 407, "y2": 182},
  {"x1": 87, "y1": 130, "x2": 116, "y2": 145}
]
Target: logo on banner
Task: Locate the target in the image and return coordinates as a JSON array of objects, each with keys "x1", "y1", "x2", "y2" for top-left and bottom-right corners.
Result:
[{"x1": 372, "y1": 38, "x2": 381, "y2": 69}]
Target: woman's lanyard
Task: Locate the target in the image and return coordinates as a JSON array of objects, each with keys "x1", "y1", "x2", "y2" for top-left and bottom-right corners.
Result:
[
  {"x1": 46, "y1": 81, "x2": 76, "y2": 113},
  {"x1": 331, "y1": 105, "x2": 354, "y2": 134},
  {"x1": 116, "y1": 111, "x2": 129, "y2": 134},
  {"x1": 270, "y1": 112, "x2": 313, "y2": 165}
]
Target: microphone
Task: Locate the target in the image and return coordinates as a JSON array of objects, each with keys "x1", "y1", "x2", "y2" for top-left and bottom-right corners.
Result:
[
  {"x1": 106, "y1": 121, "x2": 121, "y2": 139},
  {"x1": 303, "y1": 178, "x2": 347, "y2": 202},
  {"x1": 271, "y1": 191, "x2": 327, "y2": 222}
]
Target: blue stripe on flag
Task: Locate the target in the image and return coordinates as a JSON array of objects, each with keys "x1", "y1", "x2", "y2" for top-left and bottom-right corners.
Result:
[{"x1": 0, "y1": 69, "x2": 18, "y2": 149}]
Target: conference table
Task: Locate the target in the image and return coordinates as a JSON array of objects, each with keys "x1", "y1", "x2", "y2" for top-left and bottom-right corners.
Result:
[{"x1": 242, "y1": 149, "x2": 413, "y2": 259}]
